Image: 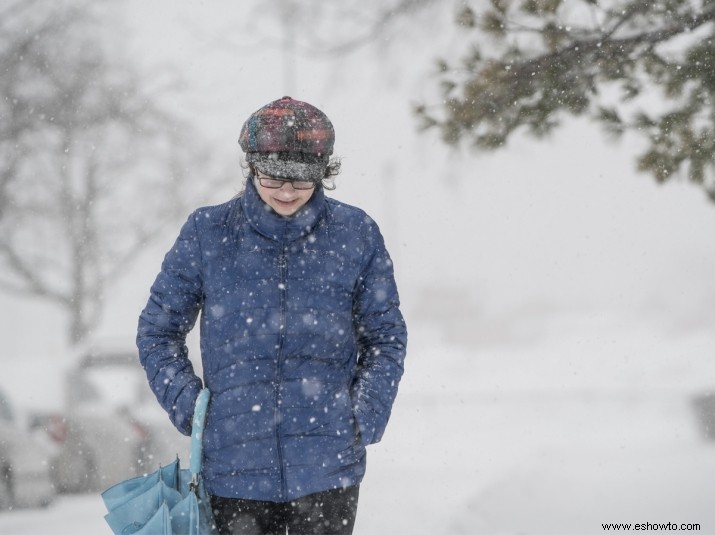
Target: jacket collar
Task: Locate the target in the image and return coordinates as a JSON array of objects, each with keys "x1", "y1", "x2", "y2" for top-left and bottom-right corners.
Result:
[{"x1": 241, "y1": 177, "x2": 325, "y2": 243}]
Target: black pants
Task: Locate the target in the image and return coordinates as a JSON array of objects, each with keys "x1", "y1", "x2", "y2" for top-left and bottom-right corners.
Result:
[{"x1": 210, "y1": 486, "x2": 359, "y2": 535}]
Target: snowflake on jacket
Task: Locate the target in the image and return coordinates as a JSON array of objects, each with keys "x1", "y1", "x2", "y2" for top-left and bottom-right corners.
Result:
[{"x1": 137, "y1": 178, "x2": 407, "y2": 502}]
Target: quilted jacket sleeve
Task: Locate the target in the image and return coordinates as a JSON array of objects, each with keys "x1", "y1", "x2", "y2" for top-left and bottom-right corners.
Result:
[
  {"x1": 350, "y1": 218, "x2": 408, "y2": 446},
  {"x1": 136, "y1": 213, "x2": 204, "y2": 436}
]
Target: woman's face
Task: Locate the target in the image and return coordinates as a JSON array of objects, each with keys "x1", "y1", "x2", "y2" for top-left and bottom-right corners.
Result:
[{"x1": 254, "y1": 171, "x2": 315, "y2": 217}]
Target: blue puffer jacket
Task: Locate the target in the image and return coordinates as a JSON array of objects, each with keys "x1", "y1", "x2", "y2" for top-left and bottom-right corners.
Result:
[{"x1": 137, "y1": 178, "x2": 407, "y2": 502}]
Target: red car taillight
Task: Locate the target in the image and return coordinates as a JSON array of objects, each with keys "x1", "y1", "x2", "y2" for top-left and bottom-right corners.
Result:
[
  {"x1": 130, "y1": 421, "x2": 149, "y2": 442},
  {"x1": 45, "y1": 414, "x2": 67, "y2": 444}
]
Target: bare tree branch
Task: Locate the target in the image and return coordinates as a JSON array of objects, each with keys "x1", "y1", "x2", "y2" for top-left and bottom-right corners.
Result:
[{"x1": 0, "y1": 3, "x2": 217, "y2": 345}]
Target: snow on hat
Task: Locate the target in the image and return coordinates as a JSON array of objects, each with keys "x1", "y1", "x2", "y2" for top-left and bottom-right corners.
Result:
[{"x1": 239, "y1": 96, "x2": 335, "y2": 182}]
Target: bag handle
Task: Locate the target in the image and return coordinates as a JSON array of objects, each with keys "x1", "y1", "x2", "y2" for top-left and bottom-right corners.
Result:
[{"x1": 189, "y1": 388, "x2": 211, "y2": 478}]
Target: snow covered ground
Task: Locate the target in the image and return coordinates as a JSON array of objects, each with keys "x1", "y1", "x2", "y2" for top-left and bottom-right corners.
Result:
[{"x1": 2, "y1": 314, "x2": 713, "y2": 535}]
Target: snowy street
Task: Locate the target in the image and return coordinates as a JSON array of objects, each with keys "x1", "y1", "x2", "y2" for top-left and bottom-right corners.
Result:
[
  {"x1": 2, "y1": 391, "x2": 713, "y2": 534},
  {"x1": 2, "y1": 318, "x2": 714, "y2": 535}
]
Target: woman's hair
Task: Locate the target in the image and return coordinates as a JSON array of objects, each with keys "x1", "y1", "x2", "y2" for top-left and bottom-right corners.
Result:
[
  {"x1": 322, "y1": 157, "x2": 341, "y2": 189},
  {"x1": 238, "y1": 156, "x2": 341, "y2": 195}
]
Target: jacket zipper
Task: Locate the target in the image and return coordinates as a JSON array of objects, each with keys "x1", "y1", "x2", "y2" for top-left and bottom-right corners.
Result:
[{"x1": 275, "y1": 247, "x2": 288, "y2": 499}]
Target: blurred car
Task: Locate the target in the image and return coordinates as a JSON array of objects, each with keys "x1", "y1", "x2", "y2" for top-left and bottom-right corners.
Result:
[
  {"x1": 0, "y1": 385, "x2": 56, "y2": 511},
  {"x1": 40, "y1": 349, "x2": 189, "y2": 493}
]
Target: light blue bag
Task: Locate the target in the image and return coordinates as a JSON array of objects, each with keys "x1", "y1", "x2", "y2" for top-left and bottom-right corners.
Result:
[{"x1": 101, "y1": 388, "x2": 217, "y2": 535}]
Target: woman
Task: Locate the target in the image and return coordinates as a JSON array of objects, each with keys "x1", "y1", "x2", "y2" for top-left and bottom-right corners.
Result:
[{"x1": 137, "y1": 96, "x2": 407, "y2": 534}]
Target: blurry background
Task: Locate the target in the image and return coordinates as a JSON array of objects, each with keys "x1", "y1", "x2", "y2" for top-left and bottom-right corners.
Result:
[{"x1": 1, "y1": 1, "x2": 714, "y2": 534}]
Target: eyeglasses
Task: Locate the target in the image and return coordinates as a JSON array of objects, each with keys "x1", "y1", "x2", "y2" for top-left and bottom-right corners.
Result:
[{"x1": 256, "y1": 176, "x2": 316, "y2": 190}]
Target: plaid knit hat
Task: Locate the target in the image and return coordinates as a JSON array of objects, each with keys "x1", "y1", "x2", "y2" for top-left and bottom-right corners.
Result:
[{"x1": 239, "y1": 96, "x2": 335, "y2": 182}]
